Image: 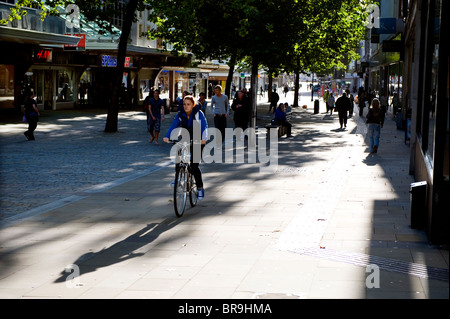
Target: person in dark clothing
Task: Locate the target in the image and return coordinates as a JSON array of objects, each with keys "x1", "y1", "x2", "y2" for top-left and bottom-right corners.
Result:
[
  {"x1": 366, "y1": 98, "x2": 385, "y2": 153},
  {"x1": 274, "y1": 103, "x2": 292, "y2": 137},
  {"x1": 269, "y1": 89, "x2": 279, "y2": 113},
  {"x1": 231, "y1": 90, "x2": 250, "y2": 139},
  {"x1": 348, "y1": 93, "x2": 355, "y2": 117},
  {"x1": 23, "y1": 90, "x2": 40, "y2": 140},
  {"x1": 147, "y1": 89, "x2": 166, "y2": 144},
  {"x1": 335, "y1": 92, "x2": 352, "y2": 129},
  {"x1": 358, "y1": 87, "x2": 366, "y2": 116}
]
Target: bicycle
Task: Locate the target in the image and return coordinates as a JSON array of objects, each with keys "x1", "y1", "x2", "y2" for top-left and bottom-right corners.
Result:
[{"x1": 171, "y1": 141, "x2": 198, "y2": 217}]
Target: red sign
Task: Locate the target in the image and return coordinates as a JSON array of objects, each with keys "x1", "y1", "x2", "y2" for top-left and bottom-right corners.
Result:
[
  {"x1": 35, "y1": 48, "x2": 52, "y2": 62},
  {"x1": 64, "y1": 34, "x2": 86, "y2": 51}
]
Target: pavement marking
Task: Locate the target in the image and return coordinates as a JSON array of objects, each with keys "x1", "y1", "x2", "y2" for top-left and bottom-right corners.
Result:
[
  {"x1": 273, "y1": 113, "x2": 450, "y2": 282},
  {"x1": 292, "y1": 247, "x2": 449, "y2": 282},
  {"x1": 0, "y1": 160, "x2": 172, "y2": 229}
]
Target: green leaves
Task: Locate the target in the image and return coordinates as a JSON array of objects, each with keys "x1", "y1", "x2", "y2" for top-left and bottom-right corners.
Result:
[{"x1": 1, "y1": 0, "x2": 375, "y2": 77}]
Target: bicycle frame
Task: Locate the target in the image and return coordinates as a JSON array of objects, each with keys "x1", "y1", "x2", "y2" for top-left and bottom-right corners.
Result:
[{"x1": 172, "y1": 141, "x2": 198, "y2": 217}]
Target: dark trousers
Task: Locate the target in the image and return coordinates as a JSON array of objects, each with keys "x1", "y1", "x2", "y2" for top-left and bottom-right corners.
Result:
[
  {"x1": 176, "y1": 162, "x2": 203, "y2": 189},
  {"x1": 338, "y1": 111, "x2": 348, "y2": 128},
  {"x1": 269, "y1": 103, "x2": 277, "y2": 113},
  {"x1": 25, "y1": 119, "x2": 38, "y2": 140},
  {"x1": 214, "y1": 114, "x2": 227, "y2": 142},
  {"x1": 278, "y1": 120, "x2": 292, "y2": 136},
  {"x1": 175, "y1": 143, "x2": 204, "y2": 188},
  {"x1": 359, "y1": 105, "x2": 365, "y2": 116},
  {"x1": 234, "y1": 118, "x2": 248, "y2": 132}
]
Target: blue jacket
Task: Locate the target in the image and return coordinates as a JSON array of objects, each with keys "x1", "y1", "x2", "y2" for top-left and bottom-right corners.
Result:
[
  {"x1": 274, "y1": 107, "x2": 287, "y2": 123},
  {"x1": 164, "y1": 108, "x2": 208, "y2": 141}
]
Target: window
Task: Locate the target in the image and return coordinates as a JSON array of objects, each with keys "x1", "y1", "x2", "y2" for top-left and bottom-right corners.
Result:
[
  {"x1": 421, "y1": 0, "x2": 440, "y2": 162},
  {"x1": 56, "y1": 70, "x2": 74, "y2": 102}
]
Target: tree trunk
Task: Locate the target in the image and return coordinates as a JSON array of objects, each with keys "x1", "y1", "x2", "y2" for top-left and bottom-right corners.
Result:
[
  {"x1": 293, "y1": 71, "x2": 300, "y2": 107},
  {"x1": 268, "y1": 73, "x2": 273, "y2": 103},
  {"x1": 225, "y1": 50, "x2": 237, "y2": 98},
  {"x1": 104, "y1": 0, "x2": 139, "y2": 132},
  {"x1": 250, "y1": 57, "x2": 258, "y2": 129}
]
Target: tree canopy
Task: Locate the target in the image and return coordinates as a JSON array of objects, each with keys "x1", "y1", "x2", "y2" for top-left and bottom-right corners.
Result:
[
  {"x1": 147, "y1": 0, "x2": 374, "y2": 75},
  {"x1": 2, "y1": 0, "x2": 375, "y2": 130},
  {"x1": 147, "y1": 0, "x2": 374, "y2": 111}
]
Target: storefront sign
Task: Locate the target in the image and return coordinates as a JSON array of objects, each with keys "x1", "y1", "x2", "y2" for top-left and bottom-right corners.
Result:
[
  {"x1": 101, "y1": 55, "x2": 133, "y2": 67},
  {"x1": 64, "y1": 34, "x2": 85, "y2": 51},
  {"x1": 35, "y1": 48, "x2": 52, "y2": 62}
]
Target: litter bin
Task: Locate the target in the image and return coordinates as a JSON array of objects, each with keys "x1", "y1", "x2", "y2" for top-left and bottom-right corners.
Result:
[
  {"x1": 410, "y1": 181, "x2": 427, "y2": 229},
  {"x1": 314, "y1": 99, "x2": 319, "y2": 114}
]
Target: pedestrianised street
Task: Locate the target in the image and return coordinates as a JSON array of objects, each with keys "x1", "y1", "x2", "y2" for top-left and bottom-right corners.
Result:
[{"x1": 0, "y1": 89, "x2": 448, "y2": 299}]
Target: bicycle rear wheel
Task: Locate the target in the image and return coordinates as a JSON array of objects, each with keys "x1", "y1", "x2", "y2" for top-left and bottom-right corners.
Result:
[
  {"x1": 174, "y1": 165, "x2": 187, "y2": 217},
  {"x1": 189, "y1": 171, "x2": 198, "y2": 207}
]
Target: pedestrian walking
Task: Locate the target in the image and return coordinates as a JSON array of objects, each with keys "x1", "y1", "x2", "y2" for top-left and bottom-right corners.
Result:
[
  {"x1": 335, "y1": 92, "x2": 352, "y2": 129},
  {"x1": 163, "y1": 95, "x2": 208, "y2": 200},
  {"x1": 147, "y1": 89, "x2": 165, "y2": 144},
  {"x1": 348, "y1": 93, "x2": 355, "y2": 117},
  {"x1": 283, "y1": 84, "x2": 289, "y2": 97},
  {"x1": 366, "y1": 98, "x2": 385, "y2": 153},
  {"x1": 231, "y1": 90, "x2": 250, "y2": 140},
  {"x1": 198, "y1": 92, "x2": 208, "y2": 113},
  {"x1": 23, "y1": 90, "x2": 40, "y2": 141},
  {"x1": 210, "y1": 85, "x2": 230, "y2": 143},
  {"x1": 269, "y1": 89, "x2": 279, "y2": 113},
  {"x1": 323, "y1": 90, "x2": 330, "y2": 113},
  {"x1": 327, "y1": 92, "x2": 335, "y2": 115},
  {"x1": 379, "y1": 89, "x2": 388, "y2": 114},
  {"x1": 358, "y1": 87, "x2": 366, "y2": 116},
  {"x1": 274, "y1": 103, "x2": 293, "y2": 137},
  {"x1": 391, "y1": 92, "x2": 401, "y2": 115}
]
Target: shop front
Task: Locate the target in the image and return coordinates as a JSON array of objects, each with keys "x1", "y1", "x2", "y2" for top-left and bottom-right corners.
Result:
[
  {"x1": 403, "y1": 0, "x2": 449, "y2": 244},
  {"x1": 0, "y1": 25, "x2": 81, "y2": 112}
]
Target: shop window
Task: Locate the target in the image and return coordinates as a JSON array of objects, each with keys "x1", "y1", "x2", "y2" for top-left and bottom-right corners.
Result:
[
  {"x1": 0, "y1": 64, "x2": 14, "y2": 108},
  {"x1": 421, "y1": 1, "x2": 441, "y2": 163},
  {"x1": 56, "y1": 70, "x2": 74, "y2": 102}
]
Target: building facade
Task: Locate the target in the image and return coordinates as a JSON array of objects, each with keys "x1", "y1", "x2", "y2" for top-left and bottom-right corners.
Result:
[
  {"x1": 402, "y1": 0, "x2": 449, "y2": 244},
  {"x1": 357, "y1": 0, "x2": 448, "y2": 244},
  {"x1": 0, "y1": 1, "x2": 217, "y2": 113}
]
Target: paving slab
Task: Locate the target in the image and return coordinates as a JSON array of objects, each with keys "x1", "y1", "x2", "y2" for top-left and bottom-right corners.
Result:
[{"x1": 0, "y1": 89, "x2": 448, "y2": 300}]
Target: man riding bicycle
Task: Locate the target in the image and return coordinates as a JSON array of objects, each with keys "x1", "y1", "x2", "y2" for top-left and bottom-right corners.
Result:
[{"x1": 163, "y1": 95, "x2": 208, "y2": 200}]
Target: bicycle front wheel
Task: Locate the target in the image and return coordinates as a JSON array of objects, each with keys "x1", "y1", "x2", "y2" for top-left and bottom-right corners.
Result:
[
  {"x1": 174, "y1": 165, "x2": 187, "y2": 217},
  {"x1": 189, "y1": 171, "x2": 198, "y2": 207}
]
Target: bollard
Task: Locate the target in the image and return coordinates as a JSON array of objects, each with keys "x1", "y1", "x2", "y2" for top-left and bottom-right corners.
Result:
[
  {"x1": 314, "y1": 99, "x2": 319, "y2": 114},
  {"x1": 410, "y1": 181, "x2": 427, "y2": 229}
]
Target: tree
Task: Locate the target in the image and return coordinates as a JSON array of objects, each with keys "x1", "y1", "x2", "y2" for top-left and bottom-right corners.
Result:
[
  {"x1": 147, "y1": 0, "x2": 373, "y2": 124},
  {"x1": 147, "y1": 0, "x2": 248, "y2": 97},
  {"x1": 73, "y1": 0, "x2": 142, "y2": 132}
]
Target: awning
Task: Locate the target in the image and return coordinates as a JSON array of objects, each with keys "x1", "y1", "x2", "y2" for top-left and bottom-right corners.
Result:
[{"x1": 0, "y1": 26, "x2": 81, "y2": 45}]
